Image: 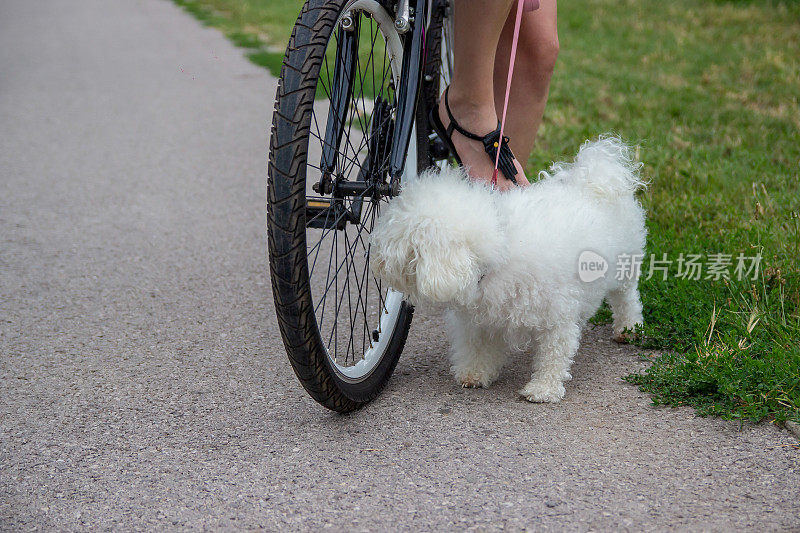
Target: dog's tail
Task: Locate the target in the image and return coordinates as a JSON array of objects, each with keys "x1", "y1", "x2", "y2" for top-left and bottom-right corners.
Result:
[{"x1": 540, "y1": 136, "x2": 646, "y2": 200}]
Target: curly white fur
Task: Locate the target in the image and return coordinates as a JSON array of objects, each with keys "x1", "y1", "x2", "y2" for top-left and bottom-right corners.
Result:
[{"x1": 369, "y1": 137, "x2": 647, "y2": 402}]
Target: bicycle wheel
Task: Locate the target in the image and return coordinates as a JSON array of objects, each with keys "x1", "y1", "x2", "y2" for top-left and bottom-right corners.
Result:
[
  {"x1": 417, "y1": 0, "x2": 454, "y2": 168},
  {"x1": 269, "y1": 0, "x2": 440, "y2": 412}
]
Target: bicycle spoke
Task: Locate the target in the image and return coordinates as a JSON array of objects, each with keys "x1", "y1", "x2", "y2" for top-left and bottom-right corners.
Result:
[
  {"x1": 313, "y1": 206, "x2": 374, "y2": 316},
  {"x1": 307, "y1": 189, "x2": 371, "y2": 276},
  {"x1": 300, "y1": 5, "x2": 420, "y2": 374}
]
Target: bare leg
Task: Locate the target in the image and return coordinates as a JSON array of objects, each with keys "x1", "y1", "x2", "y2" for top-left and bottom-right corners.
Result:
[
  {"x1": 519, "y1": 322, "x2": 580, "y2": 403},
  {"x1": 493, "y1": 0, "x2": 559, "y2": 167},
  {"x1": 441, "y1": 0, "x2": 526, "y2": 190}
]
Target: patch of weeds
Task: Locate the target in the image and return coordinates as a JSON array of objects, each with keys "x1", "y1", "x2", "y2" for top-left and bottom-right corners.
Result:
[
  {"x1": 629, "y1": 261, "x2": 800, "y2": 423},
  {"x1": 626, "y1": 341, "x2": 800, "y2": 423}
]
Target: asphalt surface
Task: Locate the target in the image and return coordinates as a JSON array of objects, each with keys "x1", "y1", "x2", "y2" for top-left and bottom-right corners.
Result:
[{"x1": 1, "y1": 0, "x2": 799, "y2": 530}]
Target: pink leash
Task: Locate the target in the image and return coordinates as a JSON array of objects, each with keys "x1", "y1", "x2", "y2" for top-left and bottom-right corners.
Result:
[{"x1": 492, "y1": 0, "x2": 538, "y2": 188}]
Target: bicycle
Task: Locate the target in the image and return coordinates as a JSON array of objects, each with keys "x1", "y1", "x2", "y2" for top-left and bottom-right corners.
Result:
[{"x1": 268, "y1": 0, "x2": 454, "y2": 411}]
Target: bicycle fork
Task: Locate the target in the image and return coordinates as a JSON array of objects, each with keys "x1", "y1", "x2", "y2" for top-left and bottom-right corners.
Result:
[
  {"x1": 314, "y1": 0, "x2": 428, "y2": 201},
  {"x1": 387, "y1": 0, "x2": 428, "y2": 192}
]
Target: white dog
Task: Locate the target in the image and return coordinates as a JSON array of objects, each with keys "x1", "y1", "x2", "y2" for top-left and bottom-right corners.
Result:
[{"x1": 369, "y1": 137, "x2": 647, "y2": 402}]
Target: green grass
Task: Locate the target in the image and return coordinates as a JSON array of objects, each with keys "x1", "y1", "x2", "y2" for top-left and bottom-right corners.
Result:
[
  {"x1": 535, "y1": 0, "x2": 800, "y2": 424},
  {"x1": 176, "y1": 0, "x2": 800, "y2": 424}
]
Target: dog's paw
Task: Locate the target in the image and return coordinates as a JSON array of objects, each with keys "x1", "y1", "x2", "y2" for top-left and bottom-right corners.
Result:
[
  {"x1": 457, "y1": 372, "x2": 491, "y2": 389},
  {"x1": 612, "y1": 322, "x2": 642, "y2": 344},
  {"x1": 454, "y1": 365, "x2": 499, "y2": 388},
  {"x1": 519, "y1": 379, "x2": 565, "y2": 403}
]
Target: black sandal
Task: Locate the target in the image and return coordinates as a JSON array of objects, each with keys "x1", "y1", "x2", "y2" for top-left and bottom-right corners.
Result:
[{"x1": 429, "y1": 87, "x2": 519, "y2": 186}]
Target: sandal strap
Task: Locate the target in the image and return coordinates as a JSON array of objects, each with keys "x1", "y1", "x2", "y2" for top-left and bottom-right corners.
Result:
[
  {"x1": 442, "y1": 87, "x2": 519, "y2": 185},
  {"x1": 443, "y1": 87, "x2": 492, "y2": 142}
]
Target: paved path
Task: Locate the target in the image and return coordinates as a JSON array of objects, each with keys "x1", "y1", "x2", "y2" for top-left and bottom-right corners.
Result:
[{"x1": 1, "y1": 0, "x2": 798, "y2": 530}]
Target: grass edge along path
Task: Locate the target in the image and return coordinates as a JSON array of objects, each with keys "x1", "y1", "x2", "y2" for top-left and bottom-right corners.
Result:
[{"x1": 173, "y1": 0, "x2": 288, "y2": 74}]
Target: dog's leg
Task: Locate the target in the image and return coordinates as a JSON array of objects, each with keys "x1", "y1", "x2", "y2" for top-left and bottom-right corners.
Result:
[
  {"x1": 447, "y1": 311, "x2": 508, "y2": 388},
  {"x1": 608, "y1": 283, "x2": 643, "y2": 343},
  {"x1": 519, "y1": 323, "x2": 581, "y2": 403}
]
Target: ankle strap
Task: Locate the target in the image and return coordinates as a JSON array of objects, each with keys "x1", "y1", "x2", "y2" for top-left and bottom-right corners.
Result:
[{"x1": 443, "y1": 87, "x2": 501, "y2": 142}]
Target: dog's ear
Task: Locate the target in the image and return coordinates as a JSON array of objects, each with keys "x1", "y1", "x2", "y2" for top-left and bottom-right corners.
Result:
[
  {"x1": 370, "y1": 166, "x2": 501, "y2": 304},
  {"x1": 369, "y1": 226, "x2": 414, "y2": 296},
  {"x1": 415, "y1": 240, "x2": 480, "y2": 304}
]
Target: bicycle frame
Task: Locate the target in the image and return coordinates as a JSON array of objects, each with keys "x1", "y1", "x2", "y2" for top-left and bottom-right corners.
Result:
[{"x1": 316, "y1": 0, "x2": 438, "y2": 199}]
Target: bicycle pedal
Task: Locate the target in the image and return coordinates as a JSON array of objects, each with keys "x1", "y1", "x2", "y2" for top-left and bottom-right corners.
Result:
[{"x1": 306, "y1": 199, "x2": 347, "y2": 230}]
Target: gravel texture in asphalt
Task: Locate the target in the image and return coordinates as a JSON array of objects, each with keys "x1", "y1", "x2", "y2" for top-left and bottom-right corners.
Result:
[{"x1": 1, "y1": 0, "x2": 798, "y2": 530}]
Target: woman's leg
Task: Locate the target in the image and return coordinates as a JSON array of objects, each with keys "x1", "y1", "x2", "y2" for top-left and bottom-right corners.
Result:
[
  {"x1": 440, "y1": 0, "x2": 524, "y2": 190},
  {"x1": 493, "y1": 0, "x2": 559, "y2": 168}
]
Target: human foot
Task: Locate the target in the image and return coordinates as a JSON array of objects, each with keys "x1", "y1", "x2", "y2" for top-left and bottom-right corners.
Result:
[{"x1": 436, "y1": 90, "x2": 528, "y2": 191}]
